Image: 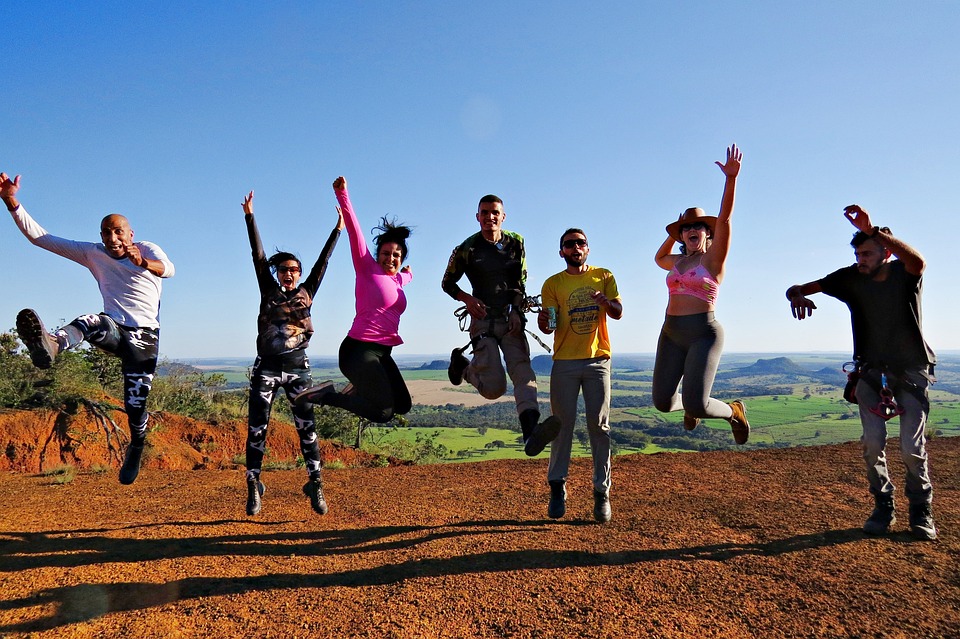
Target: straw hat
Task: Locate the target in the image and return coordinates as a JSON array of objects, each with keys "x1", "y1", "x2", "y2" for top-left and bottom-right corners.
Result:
[{"x1": 666, "y1": 207, "x2": 717, "y2": 242}]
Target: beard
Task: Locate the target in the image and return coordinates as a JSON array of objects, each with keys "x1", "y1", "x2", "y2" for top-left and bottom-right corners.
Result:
[{"x1": 564, "y1": 255, "x2": 586, "y2": 268}]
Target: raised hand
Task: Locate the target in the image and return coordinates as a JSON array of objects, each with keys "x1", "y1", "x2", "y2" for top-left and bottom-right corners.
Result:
[
  {"x1": 333, "y1": 176, "x2": 347, "y2": 191},
  {"x1": 123, "y1": 242, "x2": 147, "y2": 268},
  {"x1": 0, "y1": 173, "x2": 21, "y2": 210},
  {"x1": 242, "y1": 190, "x2": 254, "y2": 215},
  {"x1": 336, "y1": 206, "x2": 345, "y2": 231},
  {"x1": 715, "y1": 144, "x2": 742, "y2": 178},
  {"x1": 843, "y1": 204, "x2": 873, "y2": 233}
]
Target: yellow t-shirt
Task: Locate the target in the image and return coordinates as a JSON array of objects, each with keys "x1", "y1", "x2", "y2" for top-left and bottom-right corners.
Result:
[{"x1": 541, "y1": 266, "x2": 620, "y2": 361}]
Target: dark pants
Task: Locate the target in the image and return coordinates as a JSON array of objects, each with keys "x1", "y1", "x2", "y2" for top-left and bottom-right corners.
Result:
[
  {"x1": 324, "y1": 336, "x2": 411, "y2": 423},
  {"x1": 246, "y1": 352, "x2": 322, "y2": 480},
  {"x1": 68, "y1": 313, "x2": 159, "y2": 442}
]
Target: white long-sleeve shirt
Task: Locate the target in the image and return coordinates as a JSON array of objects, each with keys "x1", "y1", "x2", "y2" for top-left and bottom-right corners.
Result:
[{"x1": 9, "y1": 204, "x2": 174, "y2": 329}]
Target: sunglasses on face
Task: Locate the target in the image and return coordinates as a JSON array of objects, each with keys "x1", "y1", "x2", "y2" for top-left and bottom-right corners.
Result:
[
  {"x1": 562, "y1": 238, "x2": 587, "y2": 249},
  {"x1": 277, "y1": 266, "x2": 301, "y2": 274},
  {"x1": 680, "y1": 223, "x2": 708, "y2": 233}
]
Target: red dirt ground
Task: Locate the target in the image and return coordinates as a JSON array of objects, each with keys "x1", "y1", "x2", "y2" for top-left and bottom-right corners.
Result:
[{"x1": 1, "y1": 409, "x2": 959, "y2": 638}]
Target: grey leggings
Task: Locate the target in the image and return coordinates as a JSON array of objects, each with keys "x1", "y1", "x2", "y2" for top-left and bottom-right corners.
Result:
[{"x1": 651, "y1": 312, "x2": 733, "y2": 420}]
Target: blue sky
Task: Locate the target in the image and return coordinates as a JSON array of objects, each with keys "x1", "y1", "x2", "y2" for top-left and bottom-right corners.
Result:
[{"x1": 3, "y1": 1, "x2": 958, "y2": 361}]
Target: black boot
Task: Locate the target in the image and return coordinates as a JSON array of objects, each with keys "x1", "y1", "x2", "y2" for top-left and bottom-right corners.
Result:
[
  {"x1": 547, "y1": 480, "x2": 566, "y2": 519},
  {"x1": 119, "y1": 442, "x2": 144, "y2": 485},
  {"x1": 303, "y1": 476, "x2": 329, "y2": 515},
  {"x1": 521, "y1": 409, "x2": 562, "y2": 457},
  {"x1": 909, "y1": 502, "x2": 937, "y2": 541},
  {"x1": 593, "y1": 490, "x2": 612, "y2": 523},
  {"x1": 246, "y1": 476, "x2": 265, "y2": 516},
  {"x1": 862, "y1": 494, "x2": 896, "y2": 535}
]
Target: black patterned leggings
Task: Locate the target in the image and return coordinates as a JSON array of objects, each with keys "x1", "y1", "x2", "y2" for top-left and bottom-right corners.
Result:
[
  {"x1": 63, "y1": 313, "x2": 159, "y2": 443},
  {"x1": 246, "y1": 355, "x2": 322, "y2": 480}
]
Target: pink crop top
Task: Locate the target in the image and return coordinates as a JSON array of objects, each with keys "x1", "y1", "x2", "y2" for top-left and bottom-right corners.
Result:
[{"x1": 666, "y1": 262, "x2": 720, "y2": 305}]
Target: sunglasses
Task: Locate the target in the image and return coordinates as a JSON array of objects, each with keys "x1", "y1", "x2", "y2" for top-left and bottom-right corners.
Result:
[
  {"x1": 679, "y1": 223, "x2": 709, "y2": 233},
  {"x1": 562, "y1": 238, "x2": 587, "y2": 249},
  {"x1": 277, "y1": 266, "x2": 301, "y2": 274}
]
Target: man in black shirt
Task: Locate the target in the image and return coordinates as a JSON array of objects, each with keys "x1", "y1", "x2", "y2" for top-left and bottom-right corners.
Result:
[{"x1": 786, "y1": 204, "x2": 937, "y2": 540}]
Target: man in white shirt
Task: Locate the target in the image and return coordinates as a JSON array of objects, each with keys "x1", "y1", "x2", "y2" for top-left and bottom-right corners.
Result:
[{"x1": 1, "y1": 171, "x2": 175, "y2": 485}]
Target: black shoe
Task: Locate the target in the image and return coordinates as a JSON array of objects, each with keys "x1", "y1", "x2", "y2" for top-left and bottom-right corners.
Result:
[
  {"x1": 683, "y1": 413, "x2": 701, "y2": 431},
  {"x1": 448, "y1": 348, "x2": 469, "y2": 386},
  {"x1": 16, "y1": 309, "x2": 59, "y2": 369},
  {"x1": 863, "y1": 495, "x2": 896, "y2": 535},
  {"x1": 548, "y1": 480, "x2": 566, "y2": 519},
  {"x1": 303, "y1": 477, "x2": 329, "y2": 515},
  {"x1": 593, "y1": 490, "x2": 611, "y2": 523},
  {"x1": 909, "y1": 502, "x2": 937, "y2": 541},
  {"x1": 246, "y1": 477, "x2": 265, "y2": 516},
  {"x1": 524, "y1": 415, "x2": 562, "y2": 457},
  {"x1": 293, "y1": 381, "x2": 335, "y2": 407},
  {"x1": 119, "y1": 442, "x2": 144, "y2": 485}
]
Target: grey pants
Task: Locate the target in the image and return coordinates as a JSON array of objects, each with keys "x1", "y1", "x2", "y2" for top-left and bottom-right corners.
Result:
[
  {"x1": 464, "y1": 316, "x2": 539, "y2": 415},
  {"x1": 548, "y1": 357, "x2": 612, "y2": 494},
  {"x1": 857, "y1": 367, "x2": 933, "y2": 505},
  {"x1": 651, "y1": 312, "x2": 732, "y2": 420}
]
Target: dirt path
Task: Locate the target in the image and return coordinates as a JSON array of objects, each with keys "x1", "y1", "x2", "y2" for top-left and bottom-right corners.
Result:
[{"x1": 1, "y1": 438, "x2": 959, "y2": 638}]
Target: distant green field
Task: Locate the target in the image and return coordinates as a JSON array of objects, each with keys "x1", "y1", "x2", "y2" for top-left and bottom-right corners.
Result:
[{"x1": 362, "y1": 425, "x2": 668, "y2": 464}]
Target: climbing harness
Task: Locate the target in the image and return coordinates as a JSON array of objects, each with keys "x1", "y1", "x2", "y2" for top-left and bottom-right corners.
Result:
[
  {"x1": 867, "y1": 370, "x2": 906, "y2": 421},
  {"x1": 842, "y1": 360, "x2": 860, "y2": 404},
  {"x1": 451, "y1": 294, "x2": 552, "y2": 356}
]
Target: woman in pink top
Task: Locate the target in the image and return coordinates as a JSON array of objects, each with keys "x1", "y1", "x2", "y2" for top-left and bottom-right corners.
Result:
[
  {"x1": 651, "y1": 144, "x2": 750, "y2": 445},
  {"x1": 297, "y1": 176, "x2": 413, "y2": 422}
]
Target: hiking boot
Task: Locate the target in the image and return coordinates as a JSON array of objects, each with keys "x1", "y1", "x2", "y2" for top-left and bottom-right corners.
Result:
[
  {"x1": 726, "y1": 400, "x2": 750, "y2": 445},
  {"x1": 246, "y1": 477, "x2": 265, "y2": 516},
  {"x1": 593, "y1": 490, "x2": 612, "y2": 523},
  {"x1": 863, "y1": 495, "x2": 896, "y2": 535},
  {"x1": 303, "y1": 477, "x2": 329, "y2": 515},
  {"x1": 524, "y1": 415, "x2": 562, "y2": 457},
  {"x1": 15, "y1": 309, "x2": 60, "y2": 369},
  {"x1": 119, "y1": 442, "x2": 144, "y2": 485},
  {"x1": 548, "y1": 480, "x2": 566, "y2": 519},
  {"x1": 293, "y1": 380, "x2": 335, "y2": 407},
  {"x1": 909, "y1": 502, "x2": 938, "y2": 541},
  {"x1": 448, "y1": 348, "x2": 469, "y2": 386},
  {"x1": 683, "y1": 413, "x2": 700, "y2": 431}
]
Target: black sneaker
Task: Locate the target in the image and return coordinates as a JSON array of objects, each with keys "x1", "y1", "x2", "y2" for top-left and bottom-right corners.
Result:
[
  {"x1": 524, "y1": 415, "x2": 562, "y2": 457},
  {"x1": 683, "y1": 413, "x2": 701, "y2": 431},
  {"x1": 246, "y1": 477, "x2": 265, "y2": 516},
  {"x1": 303, "y1": 477, "x2": 329, "y2": 515},
  {"x1": 16, "y1": 309, "x2": 59, "y2": 369},
  {"x1": 863, "y1": 496, "x2": 896, "y2": 535},
  {"x1": 548, "y1": 480, "x2": 566, "y2": 519},
  {"x1": 119, "y1": 442, "x2": 144, "y2": 485},
  {"x1": 292, "y1": 381, "x2": 335, "y2": 407},
  {"x1": 593, "y1": 490, "x2": 612, "y2": 523},
  {"x1": 909, "y1": 502, "x2": 937, "y2": 541},
  {"x1": 448, "y1": 348, "x2": 469, "y2": 386}
]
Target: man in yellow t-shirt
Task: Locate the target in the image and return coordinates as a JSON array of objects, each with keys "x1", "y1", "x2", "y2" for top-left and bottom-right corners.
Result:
[{"x1": 537, "y1": 228, "x2": 622, "y2": 522}]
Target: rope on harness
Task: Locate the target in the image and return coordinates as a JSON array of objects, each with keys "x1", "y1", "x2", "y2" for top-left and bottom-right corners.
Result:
[{"x1": 451, "y1": 294, "x2": 552, "y2": 354}]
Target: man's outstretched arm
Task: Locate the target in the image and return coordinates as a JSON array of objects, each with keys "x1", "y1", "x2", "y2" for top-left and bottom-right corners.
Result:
[{"x1": 785, "y1": 281, "x2": 822, "y2": 320}]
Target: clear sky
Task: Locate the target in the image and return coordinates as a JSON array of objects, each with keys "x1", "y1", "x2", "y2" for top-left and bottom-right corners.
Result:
[{"x1": 3, "y1": 1, "x2": 958, "y2": 361}]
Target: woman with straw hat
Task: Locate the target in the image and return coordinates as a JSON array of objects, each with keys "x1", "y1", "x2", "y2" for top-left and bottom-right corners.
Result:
[{"x1": 651, "y1": 144, "x2": 750, "y2": 445}]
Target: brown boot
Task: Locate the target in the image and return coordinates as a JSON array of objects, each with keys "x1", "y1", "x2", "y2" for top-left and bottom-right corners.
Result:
[{"x1": 727, "y1": 400, "x2": 750, "y2": 445}]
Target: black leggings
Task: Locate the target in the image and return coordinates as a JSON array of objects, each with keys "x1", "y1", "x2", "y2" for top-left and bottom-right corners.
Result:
[
  {"x1": 65, "y1": 313, "x2": 158, "y2": 443},
  {"x1": 324, "y1": 336, "x2": 411, "y2": 423},
  {"x1": 246, "y1": 354, "x2": 321, "y2": 480},
  {"x1": 651, "y1": 312, "x2": 732, "y2": 420}
]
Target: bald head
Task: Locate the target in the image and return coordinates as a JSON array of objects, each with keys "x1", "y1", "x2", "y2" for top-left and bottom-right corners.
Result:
[{"x1": 100, "y1": 214, "x2": 135, "y2": 258}]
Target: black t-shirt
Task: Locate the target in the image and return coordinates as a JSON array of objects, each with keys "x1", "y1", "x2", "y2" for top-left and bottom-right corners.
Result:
[{"x1": 818, "y1": 260, "x2": 935, "y2": 370}]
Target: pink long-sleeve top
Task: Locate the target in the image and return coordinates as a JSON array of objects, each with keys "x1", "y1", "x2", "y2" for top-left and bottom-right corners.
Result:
[{"x1": 336, "y1": 187, "x2": 412, "y2": 346}]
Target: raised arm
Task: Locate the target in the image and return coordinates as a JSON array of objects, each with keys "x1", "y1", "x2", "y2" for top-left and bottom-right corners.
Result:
[
  {"x1": 333, "y1": 176, "x2": 371, "y2": 269},
  {"x1": 301, "y1": 207, "x2": 344, "y2": 296},
  {"x1": 702, "y1": 144, "x2": 741, "y2": 277},
  {"x1": 654, "y1": 234, "x2": 679, "y2": 271},
  {"x1": 843, "y1": 204, "x2": 925, "y2": 276}
]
